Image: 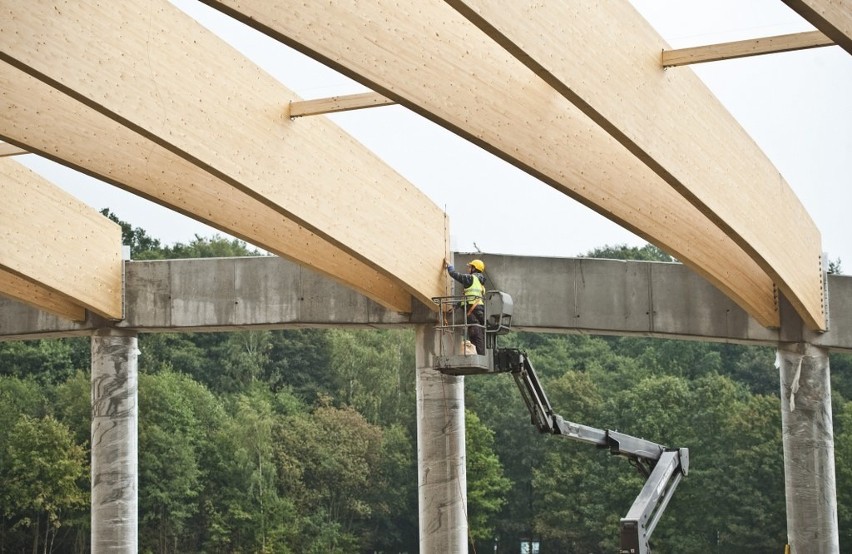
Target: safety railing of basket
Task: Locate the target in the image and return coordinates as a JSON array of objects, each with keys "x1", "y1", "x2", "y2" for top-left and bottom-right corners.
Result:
[{"x1": 432, "y1": 295, "x2": 486, "y2": 357}]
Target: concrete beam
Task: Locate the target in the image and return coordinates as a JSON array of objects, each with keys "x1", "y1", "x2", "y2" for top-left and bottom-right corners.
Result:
[{"x1": 3, "y1": 254, "x2": 852, "y2": 352}]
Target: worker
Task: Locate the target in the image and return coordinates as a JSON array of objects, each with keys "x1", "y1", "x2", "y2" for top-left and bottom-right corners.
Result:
[{"x1": 446, "y1": 259, "x2": 487, "y2": 354}]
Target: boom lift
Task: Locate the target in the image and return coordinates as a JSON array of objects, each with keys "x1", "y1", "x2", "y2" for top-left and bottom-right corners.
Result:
[{"x1": 432, "y1": 291, "x2": 689, "y2": 554}]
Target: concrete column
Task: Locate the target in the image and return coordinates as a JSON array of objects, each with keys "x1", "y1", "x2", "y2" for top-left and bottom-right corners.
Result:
[
  {"x1": 91, "y1": 329, "x2": 139, "y2": 553},
  {"x1": 416, "y1": 324, "x2": 468, "y2": 553},
  {"x1": 777, "y1": 342, "x2": 839, "y2": 553}
]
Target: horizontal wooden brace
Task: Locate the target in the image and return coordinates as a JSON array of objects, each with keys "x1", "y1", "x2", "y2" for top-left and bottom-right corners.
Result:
[
  {"x1": 662, "y1": 31, "x2": 835, "y2": 67},
  {"x1": 0, "y1": 158, "x2": 122, "y2": 319},
  {"x1": 289, "y1": 91, "x2": 396, "y2": 117}
]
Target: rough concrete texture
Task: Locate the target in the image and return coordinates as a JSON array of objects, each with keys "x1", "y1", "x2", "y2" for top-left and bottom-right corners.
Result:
[{"x1": 2, "y1": 254, "x2": 852, "y2": 351}]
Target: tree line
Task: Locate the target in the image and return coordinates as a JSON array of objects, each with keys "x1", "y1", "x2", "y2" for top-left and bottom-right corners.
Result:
[{"x1": 1, "y1": 217, "x2": 850, "y2": 552}]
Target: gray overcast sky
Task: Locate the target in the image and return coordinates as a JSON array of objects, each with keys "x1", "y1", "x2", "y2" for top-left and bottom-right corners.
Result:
[{"x1": 17, "y1": 0, "x2": 852, "y2": 267}]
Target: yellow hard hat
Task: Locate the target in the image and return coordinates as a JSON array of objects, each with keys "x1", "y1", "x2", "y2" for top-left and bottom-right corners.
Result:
[{"x1": 468, "y1": 259, "x2": 485, "y2": 272}]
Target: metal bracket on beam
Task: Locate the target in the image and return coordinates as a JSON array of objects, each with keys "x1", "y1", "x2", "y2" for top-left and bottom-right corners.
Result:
[{"x1": 288, "y1": 91, "x2": 396, "y2": 118}]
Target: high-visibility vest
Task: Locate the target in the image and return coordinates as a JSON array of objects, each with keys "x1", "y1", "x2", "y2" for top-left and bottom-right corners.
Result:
[{"x1": 464, "y1": 275, "x2": 485, "y2": 308}]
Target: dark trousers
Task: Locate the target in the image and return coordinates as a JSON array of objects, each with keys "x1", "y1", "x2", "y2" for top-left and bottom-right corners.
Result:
[{"x1": 467, "y1": 306, "x2": 485, "y2": 355}]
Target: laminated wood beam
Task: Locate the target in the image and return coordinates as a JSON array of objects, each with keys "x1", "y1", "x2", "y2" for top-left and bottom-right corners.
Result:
[
  {"x1": 0, "y1": 268, "x2": 86, "y2": 322},
  {"x1": 781, "y1": 0, "x2": 852, "y2": 55},
  {"x1": 289, "y1": 91, "x2": 396, "y2": 118},
  {"x1": 445, "y1": 0, "x2": 825, "y2": 330},
  {"x1": 0, "y1": 158, "x2": 122, "y2": 319},
  {"x1": 662, "y1": 31, "x2": 835, "y2": 67},
  {"x1": 0, "y1": 0, "x2": 448, "y2": 309},
  {"x1": 200, "y1": 0, "x2": 782, "y2": 328},
  {"x1": 0, "y1": 63, "x2": 411, "y2": 313}
]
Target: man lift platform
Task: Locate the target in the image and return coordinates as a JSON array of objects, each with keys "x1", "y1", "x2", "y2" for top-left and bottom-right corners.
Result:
[{"x1": 432, "y1": 290, "x2": 689, "y2": 554}]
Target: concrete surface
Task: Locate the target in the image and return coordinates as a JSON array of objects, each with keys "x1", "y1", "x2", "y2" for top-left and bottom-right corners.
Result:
[{"x1": 2, "y1": 253, "x2": 851, "y2": 351}]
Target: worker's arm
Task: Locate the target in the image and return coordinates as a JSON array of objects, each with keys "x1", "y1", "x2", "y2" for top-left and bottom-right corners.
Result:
[{"x1": 447, "y1": 266, "x2": 474, "y2": 287}]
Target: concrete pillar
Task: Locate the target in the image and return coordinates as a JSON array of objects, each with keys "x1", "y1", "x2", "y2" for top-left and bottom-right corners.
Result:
[
  {"x1": 777, "y1": 342, "x2": 839, "y2": 553},
  {"x1": 91, "y1": 329, "x2": 139, "y2": 553},
  {"x1": 416, "y1": 324, "x2": 468, "y2": 553}
]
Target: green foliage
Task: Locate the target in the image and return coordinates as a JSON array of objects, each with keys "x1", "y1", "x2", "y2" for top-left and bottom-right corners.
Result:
[
  {"x1": 161, "y1": 235, "x2": 263, "y2": 259},
  {"x1": 583, "y1": 242, "x2": 675, "y2": 262},
  {"x1": 275, "y1": 400, "x2": 384, "y2": 552},
  {"x1": 101, "y1": 208, "x2": 163, "y2": 259},
  {"x1": 101, "y1": 209, "x2": 262, "y2": 260},
  {"x1": 368, "y1": 423, "x2": 418, "y2": 552},
  {"x1": 327, "y1": 328, "x2": 416, "y2": 426},
  {"x1": 137, "y1": 370, "x2": 225, "y2": 553},
  {"x1": 830, "y1": 353, "x2": 852, "y2": 403},
  {"x1": 0, "y1": 377, "x2": 90, "y2": 552},
  {"x1": 0, "y1": 338, "x2": 88, "y2": 384},
  {"x1": 466, "y1": 409, "x2": 511, "y2": 542},
  {"x1": 828, "y1": 258, "x2": 843, "y2": 275},
  {"x1": 264, "y1": 329, "x2": 335, "y2": 398},
  {"x1": 835, "y1": 401, "x2": 852, "y2": 550},
  {"x1": 52, "y1": 370, "x2": 93, "y2": 447},
  {"x1": 0, "y1": 375, "x2": 48, "y2": 428},
  {"x1": 0, "y1": 415, "x2": 88, "y2": 552}
]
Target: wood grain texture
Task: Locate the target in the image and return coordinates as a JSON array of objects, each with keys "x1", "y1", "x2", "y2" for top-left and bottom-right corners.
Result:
[
  {"x1": 445, "y1": 0, "x2": 825, "y2": 330},
  {"x1": 662, "y1": 31, "x2": 834, "y2": 67},
  {"x1": 0, "y1": 268, "x2": 86, "y2": 321},
  {"x1": 0, "y1": 0, "x2": 447, "y2": 308},
  {"x1": 290, "y1": 92, "x2": 395, "y2": 117},
  {"x1": 0, "y1": 158, "x2": 122, "y2": 319},
  {"x1": 781, "y1": 0, "x2": 852, "y2": 55},
  {"x1": 201, "y1": 0, "x2": 784, "y2": 328},
  {"x1": 0, "y1": 63, "x2": 412, "y2": 313}
]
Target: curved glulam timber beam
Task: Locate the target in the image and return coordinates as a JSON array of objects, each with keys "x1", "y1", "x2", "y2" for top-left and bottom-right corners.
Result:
[
  {"x1": 0, "y1": 158, "x2": 121, "y2": 320},
  {"x1": 0, "y1": 268, "x2": 85, "y2": 322},
  {"x1": 0, "y1": 64, "x2": 411, "y2": 314},
  {"x1": 200, "y1": 0, "x2": 783, "y2": 328},
  {"x1": 445, "y1": 1, "x2": 825, "y2": 331},
  {"x1": 0, "y1": 0, "x2": 448, "y2": 311},
  {"x1": 781, "y1": 0, "x2": 852, "y2": 55}
]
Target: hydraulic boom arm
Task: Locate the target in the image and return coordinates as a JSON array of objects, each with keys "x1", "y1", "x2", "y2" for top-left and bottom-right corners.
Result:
[{"x1": 493, "y1": 348, "x2": 689, "y2": 554}]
